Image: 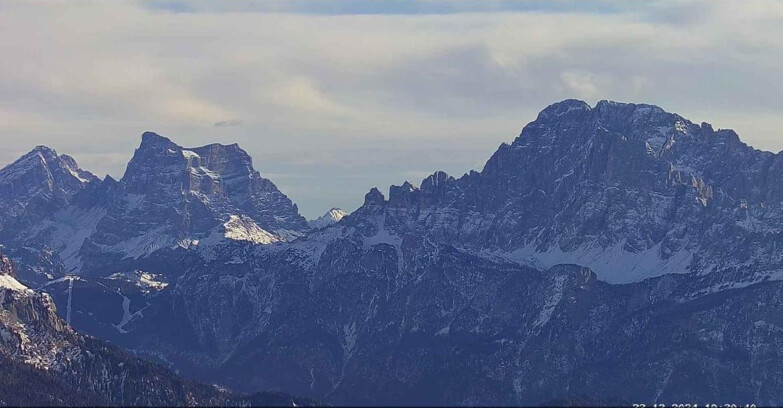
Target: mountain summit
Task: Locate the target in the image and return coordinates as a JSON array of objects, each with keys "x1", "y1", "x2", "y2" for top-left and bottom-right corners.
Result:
[
  {"x1": 0, "y1": 132, "x2": 310, "y2": 281},
  {"x1": 0, "y1": 146, "x2": 97, "y2": 236},
  {"x1": 308, "y1": 208, "x2": 348, "y2": 229},
  {"x1": 85, "y1": 131, "x2": 309, "y2": 260},
  {"x1": 357, "y1": 99, "x2": 782, "y2": 284}
]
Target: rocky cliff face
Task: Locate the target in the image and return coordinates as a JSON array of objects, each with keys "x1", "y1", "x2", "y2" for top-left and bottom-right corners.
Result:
[
  {"x1": 0, "y1": 146, "x2": 97, "y2": 225},
  {"x1": 0, "y1": 147, "x2": 102, "y2": 284},
  {"x1": 81, "y1": 132, "x2": 309, "y2": 269},
  {"x1": 114, "y1": 215, "x2": 783, "y2": 405},
  {"x1": 375, "y1": 100, "x2": 783, "y2": 285},
  {"x1": 0, "y1": 132, "x2": 309, "y2": 282},
  {"x1": 0, "y1": 249, "x2": 240, "y2": 406},
  {"x1": 0, "y1": 250, "x2": 13, "y2": 276}
]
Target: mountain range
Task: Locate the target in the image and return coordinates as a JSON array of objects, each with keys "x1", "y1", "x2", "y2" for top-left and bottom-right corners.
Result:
[{"x1": 2, "y1": 99, "x2": 783, "y2": 406}]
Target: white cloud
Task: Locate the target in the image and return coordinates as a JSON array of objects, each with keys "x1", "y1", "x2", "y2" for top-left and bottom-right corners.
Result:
[
  {"x1": 272, "y1": 77, "x2": 353, "y2": 116},
  {"x1": 559, "y1": 70, "x2": 601, "y2": 99}
]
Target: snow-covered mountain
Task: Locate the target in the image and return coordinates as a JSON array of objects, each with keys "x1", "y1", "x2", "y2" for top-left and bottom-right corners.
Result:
[
  {"x1": 4, "y1": 100, "x2": 783, "y2": 405},
  {"x1": 374, "y1": 100, "x2": 783, "y2": 287},
  {"x1": 79, "y1": 132, "x2": 309, "y2": 271},
  {"x1": 0, "y1": 146, "x2": 98, "y2": 219},
  {"x1": 0, "y1": 132, "x2": 310, "y2": 283},
  {"x1": 0, "y1": 146, "x2": 104, "y2": 283},
  {"x1": 308, "y1": 208, "x2": 348, "y2": 229},
  {"x1": 93, "y1": 132, "x2": 307, "y2": 250}
]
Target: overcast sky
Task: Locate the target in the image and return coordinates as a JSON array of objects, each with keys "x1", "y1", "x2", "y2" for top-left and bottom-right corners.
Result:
[{"x1": 1, "y1": 0, "x2": 782, "y2": 218}]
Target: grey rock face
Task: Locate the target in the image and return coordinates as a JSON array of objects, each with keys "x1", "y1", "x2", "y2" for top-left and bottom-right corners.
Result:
[
  {"x1": 0, "y1": 251, "x2": 12, "y2": 277},
  {"x1": 0, "y1": 249, "x2": 239, "y2": 406},
  {"x1": 374, "y1": 100, "x2": 783, "y2": 285},
  {"x1": 0, "y1": 146, "x2": 97, "y2": 239},
  {"x1": 0, "y1": 147, "x2": 101, "y2": 283},
  {"x1": 119, "y1": 219, "x2": 783, "y2": 406},
  {"x1": 81, "y1": 132, "x2": 309, "y2": 270},
  {"x1": 0, "y1": 132, "x2": 309, "y2": 281}
]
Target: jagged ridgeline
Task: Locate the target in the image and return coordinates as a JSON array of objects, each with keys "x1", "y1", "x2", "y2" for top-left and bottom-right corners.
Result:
[
  {"x1": 0, "y1": 132, "x2": 310, "y2": 285},
  {"x1": 1, "y1": 100, "x2": 783, "y2": 405}
]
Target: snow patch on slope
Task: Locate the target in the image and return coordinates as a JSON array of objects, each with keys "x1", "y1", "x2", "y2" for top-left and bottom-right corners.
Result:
[
  {"x1": 499, "y1": 240, "x2": 693, "y2": 284},
  {"x1": 108, "y1": 270, "x2": 168, "y2": 293},
  {"x1": 285, "y1": 224, "x2": 352, "y2": 269},
  {"x1": 109, "y1": 215, "x2": 286, "y2": 260},
  {"x1": 223, "y1": 215, "x2": 282, "y2": 244},
  {"x1": 534, "y1": 275, "x2": 565, "y2": 328},
  {"x1": 181, "y1": 149, "x2": 200, "y2": 160},
  {"x1": 363, "y1": 214, "x2": 401, "y2": 249},
  {"x1": 308, "y1": 208, "x2": 348, "y2": 229},
  {"x1": 113, "y1": 289, "x2": 149, "y2": 334},
  {"x1": 111, "y1": 227, "x2": 180, "y2": 259},
  {"x1": 0, "y1": 274, "x2": 30, "y2": 292},
  {"x1": 197, "y1": 215, "x2": 287, "y2": 261},
  {"x1": 22, "y1": 206, "x2": 107, "y2": 273}
]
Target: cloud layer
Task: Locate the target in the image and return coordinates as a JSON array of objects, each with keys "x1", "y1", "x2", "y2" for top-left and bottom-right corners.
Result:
[{"x1": 1, "y1": 0, "x2": 782, "y2": 217}]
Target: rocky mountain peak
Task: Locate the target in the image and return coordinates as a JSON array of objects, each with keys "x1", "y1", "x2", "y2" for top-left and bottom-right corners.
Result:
[
  {"x1": 121, "y1": 132, "x2": 185, "y2": 190},
  {"x1": 388, "y1": 181, "x2": 419, "y2": 208},
  {"x1": 517, "y1": 99, "x2": 688, "y2": 149},
  {"x1": 534, "y1": 99, "x2": 591, "y2": 122},
  {"x1": 0, "y1": 145, "x2": 98, "y2": 240},
  {"x1": 308, "y1": 208, "x2": 348, "y2": 229},
  {"x1": 0, "y1": 130, "x2": 314, "y2": 280},
  {"x1": 364, "y1": 187, "x2": 385, "y2": 206},
  {"x1": 343, "y1": 99, "x2": 783, "y2": 287},
  {"x1": 30, "y1": 144, "x2": 57, "y2": 158},
  {"x1": 139, "y1": 130, "x2": 174, "y2": 147},
  {"x1": 421, "y1": 171, "x2": 450, "y2": 189},
  {"x1": 0, "y1": 145, "x2": 96, "y2": 189},
  {"x1": 123, "y1": 132, "x2": 263, "y2": 194},
  {"x1": 79, "y1": 132, "x2": 309, "y2": 266}
]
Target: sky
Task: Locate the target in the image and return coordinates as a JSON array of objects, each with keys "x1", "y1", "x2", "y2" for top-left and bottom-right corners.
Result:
[{"x1": 1, "y1": 0, "x2": 782, "y2": 218}]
